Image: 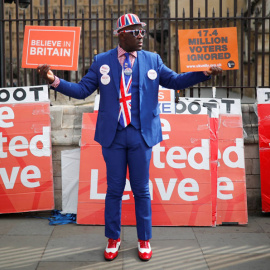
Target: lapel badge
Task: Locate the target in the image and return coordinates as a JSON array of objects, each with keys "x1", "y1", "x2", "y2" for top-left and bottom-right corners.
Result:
[
  {"x1": 124, "y1": 68, "x2": 132, "y2": 76},
  {"x1": 147, "y1": 69, "x2": 157, "y2": 80}
]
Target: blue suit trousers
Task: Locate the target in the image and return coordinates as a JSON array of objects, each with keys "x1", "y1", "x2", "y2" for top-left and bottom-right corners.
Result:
[{"x1": 102, "y1": 125, "x2": 152, "y2": 241}]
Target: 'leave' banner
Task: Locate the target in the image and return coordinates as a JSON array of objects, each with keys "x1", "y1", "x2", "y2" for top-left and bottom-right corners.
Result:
[
  {"x1": 77, "y1": 96, "x2": 248, "y2": 226},
  {"x1": 0, "y1": 86, "x2": 54, "y2": 213},
  {"x1": 77, "y1": 112, "x2": 213, "y2": 226}
]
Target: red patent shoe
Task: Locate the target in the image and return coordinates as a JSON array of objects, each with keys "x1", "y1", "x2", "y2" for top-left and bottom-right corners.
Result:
[
  {"x1": 104, "y1": 238, "x2": 121, "y2": 261},
  {"x1": 138, "y1": 239, "x2": 152, "y2": 261}
]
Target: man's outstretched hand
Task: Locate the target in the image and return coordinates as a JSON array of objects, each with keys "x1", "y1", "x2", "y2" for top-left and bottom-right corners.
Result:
[
  {"x1": 205, "y1": 66, "x2": 223, "y2": 76},
  {"x1": 37, "y1": 64, "x2": 55, "y2": 84}
]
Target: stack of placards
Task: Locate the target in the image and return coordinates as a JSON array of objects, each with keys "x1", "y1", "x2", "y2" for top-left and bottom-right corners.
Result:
[
  {"x1": 0, "y1": 86, "x2": 54, "y2": 213},
  {"x1": 77, "y1": 89, "x2": 248, "y2": 226}
]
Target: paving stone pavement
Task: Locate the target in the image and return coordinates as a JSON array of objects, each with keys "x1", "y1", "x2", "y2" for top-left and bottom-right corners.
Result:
[{"x1": 0, "y1": 212, "x2": 270, "y2": 270}]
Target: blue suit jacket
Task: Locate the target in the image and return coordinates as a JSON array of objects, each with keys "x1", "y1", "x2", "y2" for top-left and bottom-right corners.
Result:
[{"x1": 54, "y1": 48, "x2": 209, "y2": 147}]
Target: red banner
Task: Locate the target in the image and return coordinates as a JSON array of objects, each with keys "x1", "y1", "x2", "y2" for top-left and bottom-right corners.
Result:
[
  {"x1": 77, "y1": 112, "x2": 213, "y2": 226},
  {"x1": 216, "y1": 99, "x2": 247, "y2": 224},
  {"x1": 257, "y1": 88, "x2": 270, "y2": 212},
  {"x1": 180, "y1": 98, "x2": 248, "y2": 225},
  {"x1": 0, "y1": 86, "x2": 54, "y2": 213}
]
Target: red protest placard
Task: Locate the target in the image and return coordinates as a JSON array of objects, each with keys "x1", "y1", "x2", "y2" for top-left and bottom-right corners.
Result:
[
  {"x1": 0, "y1": 101, "x2": 54, "y2": 213},
  {"x1": 22, "y1": 25, "x2": 81, "y2": 71},
  {"x1": 178, "y1": 98, "x2": 248, "y2": 225},
  {"x1": 216, "y1": 99, "x2": 247, "y2": 225},
  {"x1": 178, "y1": 27, "x2": 239, "y2": 72},
  {"x1": 257, "y1": 88, "x2": 270, "y2": 212},
  {"x1": 77, "y1": 96, "x2": 247, "y2": 226},
  {"x1": 77, "y1": 112, "x2": 213, "y2": 226},
  {"x1": 179, "y1": 98, "x2": 220, "y2": 226}
]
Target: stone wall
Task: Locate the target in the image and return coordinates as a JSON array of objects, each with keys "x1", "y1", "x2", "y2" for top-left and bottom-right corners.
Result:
[
  {"x1": 242, "y1": 104, "x2": 261, "y2": 212},
  {"x1": 50, "y1": 105, "x2": 94, "y2": 210},
  {"x1": 50, "y1": 104, "x2": 262, "y2": 212}
]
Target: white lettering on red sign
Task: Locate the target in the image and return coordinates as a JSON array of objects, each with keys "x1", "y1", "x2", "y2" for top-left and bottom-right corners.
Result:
[
  {"x1": 90, "y1": 169, "x2": 105, "y2": 199},
  {"x1": 0, "y1": 126, "x2": 51, "y2": 158},
  {"x1": 88, "y1": 113, "x2": 243, "y2": 202},
  {"x1": 152, "y1": 139, "x2": 210, "y2": 170},
  {"x1": 0, "y1": 104, "x2": 51, "y2": 190},
  {"x1": 89, "y1": 169, "x2": 234, "y2": 201},
  {"x1": 0, "y1": 165, "x2": 41, "y2": 189},
  {"x1": 217, "y1": 177, "x2": 234, "y2": 200},
  {"x1": 221, "y1": 138, "x2": 244, "y2": 168},
  {"x1": 0, "y1": 107, "x2": 14, "y2": 128}
]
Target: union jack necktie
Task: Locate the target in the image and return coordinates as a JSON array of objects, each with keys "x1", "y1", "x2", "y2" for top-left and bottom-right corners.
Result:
[{"x1": 118, "y1": 53, "x2": 132, "y2": 128}]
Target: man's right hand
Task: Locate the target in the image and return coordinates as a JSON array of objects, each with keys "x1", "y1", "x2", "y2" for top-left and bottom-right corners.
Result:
[{"x1": 37, "y1": 64, "x2": 55, "y2": 84}]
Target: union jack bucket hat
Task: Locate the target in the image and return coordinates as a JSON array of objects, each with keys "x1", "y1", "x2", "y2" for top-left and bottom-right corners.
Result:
[{"x1": 114, "y1": 13, "x2": 146, "y2": 34}]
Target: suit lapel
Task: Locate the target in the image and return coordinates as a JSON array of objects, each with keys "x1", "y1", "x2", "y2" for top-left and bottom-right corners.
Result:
[
  {"x1": 110, "y1": 48, "x2": 120, "y2": 95},
  {"x1": 137, "y1": 51, "x2": 146, "y2": 91}
]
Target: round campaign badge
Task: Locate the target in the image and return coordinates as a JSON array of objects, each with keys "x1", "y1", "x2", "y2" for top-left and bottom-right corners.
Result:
[
  {"x1": 147, "y1": 69, "x2": 157, "y2": 80},
  {"x1": 227, "y1": 61, "x2": 235, "y2": 69},
  {"x1": 124, "y1": 68, "x2": 132, "y2": 76},
  {"x1": 101, "y1": 74, "x2": 110, "y2": 85},
  {"x1": 100, "y1": 64, "x2": 110, "y2": 74}
]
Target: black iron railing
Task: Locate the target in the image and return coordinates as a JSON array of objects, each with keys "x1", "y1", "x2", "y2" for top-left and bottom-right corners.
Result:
[{"x1": 0, "y1": 0, "x2": 269, "y2": 103}]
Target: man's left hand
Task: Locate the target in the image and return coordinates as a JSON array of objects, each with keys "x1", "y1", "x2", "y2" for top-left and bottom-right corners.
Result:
[{"x1": 205, "y1": 66, "x2": 223, "y2": 76}]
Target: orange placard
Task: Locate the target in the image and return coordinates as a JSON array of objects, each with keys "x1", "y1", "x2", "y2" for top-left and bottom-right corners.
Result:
[
  {"x1": 22, "y1": 25, "x2": 81, "y2": 71},
  {"x1": 178, "y1": 27, "x2": 239, "y2": 72},
  {"x1": 0, "y1": 101, "x2": 54, "y2": 213}
]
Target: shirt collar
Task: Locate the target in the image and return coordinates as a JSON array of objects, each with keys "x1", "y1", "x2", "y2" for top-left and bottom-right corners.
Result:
[{"x1": 118, "y1": 45, "x2": 137, "y2": 58}]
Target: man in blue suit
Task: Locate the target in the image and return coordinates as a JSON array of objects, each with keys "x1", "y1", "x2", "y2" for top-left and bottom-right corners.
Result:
[{"x1": 38, "y1": 13, "x2": 222, "y2": 261}]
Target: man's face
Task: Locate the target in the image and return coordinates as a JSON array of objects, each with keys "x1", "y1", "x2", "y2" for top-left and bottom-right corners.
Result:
[{"x1": 118, "y1": 24, "x2": 145, "y2": 52}]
